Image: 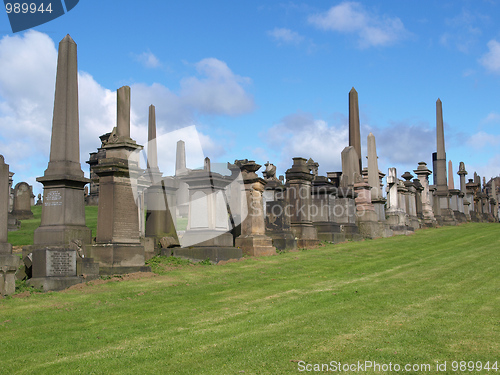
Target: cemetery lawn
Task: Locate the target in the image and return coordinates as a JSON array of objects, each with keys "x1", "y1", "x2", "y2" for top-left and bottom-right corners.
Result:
[{"x1": 1, "y1": 223, "x2": 499, "y2": 374}]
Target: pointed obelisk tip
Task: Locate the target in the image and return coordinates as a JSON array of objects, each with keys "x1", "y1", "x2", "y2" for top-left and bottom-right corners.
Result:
[
  {"x1": 350, "y1": 87, "x2": 357, "y2": 93},
  {"x1": 437, "y1": 98, "x2": 441, "y2": 103},
  {"x1": 368, "y1": 132, "x2": 374, "y2": 137},
  {"x1": 61, "y1": 34, "x2": 75, "y2": 44}
]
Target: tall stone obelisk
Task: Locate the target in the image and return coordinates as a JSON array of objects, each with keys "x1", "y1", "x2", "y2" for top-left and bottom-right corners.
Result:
[
  {"x1": 433, "y1": 99, "x2": 456, "y2": 225},
  {"x1": 349, "y1": 88, "x2": 362, "y2": 172},
  {"x1": 34, "y1": 35, "x2": 91, "y2": 246},
  {"x1": 175, "y1": 140, "x2": 189, "y2": 218},
  {"x1": 29, "y1": 35, "x2": 92, "y2": 291}
]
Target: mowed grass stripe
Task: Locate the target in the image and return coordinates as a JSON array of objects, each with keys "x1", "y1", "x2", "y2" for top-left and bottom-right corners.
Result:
[{"x1": 0, "y1": 223, "x2": 498, "y2": 374}]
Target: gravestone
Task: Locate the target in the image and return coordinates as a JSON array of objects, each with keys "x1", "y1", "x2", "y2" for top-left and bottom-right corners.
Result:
[
  {"x1": 366, "y1": 133, "x2": 386, "y2": 222},
  {"x1": 88, "y1": 86, "x2": 148, "y2": 274},
  {"x1": 172, "y1": 158, "x2": 242, "y2": 263},
  {"x1": 234, "y1": 160, "x2": 275, "y2": 256},
  {"x1": 285, "y1": 157, "x2": 319, "y2": 248},
  {"x1": 11, "y1": 182, "x2": 34, "y2": 220},
  {"x1": 349, "y1": 87, "x2": 362, "y2": 172},
  {"x1": 0, "y1": 156, "x2": 20, "y2": 295},
  {"x1": 338, "y1": 147, "x2": 362, "y2": 240}
]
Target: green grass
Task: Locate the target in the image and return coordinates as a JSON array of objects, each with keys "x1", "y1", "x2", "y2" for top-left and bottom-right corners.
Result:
[{"x1": 0, "y1": 223, "x2": 498, "y2": 374}]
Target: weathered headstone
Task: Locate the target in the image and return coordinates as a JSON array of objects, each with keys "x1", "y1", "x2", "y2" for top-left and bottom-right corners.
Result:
[
  {"x1": 29, "y1": 35, "x2": 94, "y2": 291},
  {"x1": 0, "y1": 156, "x2": 20, "y2": 295},
  {"x1": 11, "y1": 182, "x2": 34, "y2": 220},
  {"x1": 285, "y1": 158, "x2": 319, "y2": 248},
  {"x1": 366, "y1": 132, "x2": 387, "y2": 223},
  {"x1": 88, "y1": 86, "x2": 148, "y2": 274}
]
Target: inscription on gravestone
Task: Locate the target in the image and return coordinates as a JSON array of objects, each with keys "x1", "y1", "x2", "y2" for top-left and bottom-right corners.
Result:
[
  {"x1": 45, "y1": 190, "x2": 63, "y2": 206},
  {"x1": 47, "y1": 250, "x2": 76, "y2": 277}
]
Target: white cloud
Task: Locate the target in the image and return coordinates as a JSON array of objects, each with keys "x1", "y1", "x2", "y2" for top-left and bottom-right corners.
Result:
[
  {"x1": 440, "y1": 9, "x2": 485, "y2": 53},
  {"x1": 481, "y1": 111, "x2": 500, "y2": 124},
  {"x1": 268, "y1": 27, "x2": 305, "y2": 45},
  {"x1": 132, "y1": 50, "x2": 161, "y2": 68},
  {"x1": 0, "y1": 32, "x2": 251, "y2": 194},
  {"x1": 180, "y1": 58, "x2": 254, "y2": 116},
  {"x1": 262, "y1": 111, "x2": 348, "y2": 175},
  {"x1": 466, "y1": 131, "x2": 500, "y2": 150},
  {"x1": 307, "y1": 1, "x2": 410, "y2": 48},
  {"x1": 479, "y1": 39, "x2": 500, "y2": 74}
]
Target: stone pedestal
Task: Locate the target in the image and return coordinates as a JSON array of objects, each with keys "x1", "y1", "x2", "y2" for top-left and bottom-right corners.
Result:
[
  {"x1": 414, "y1": 162, "x2": 437, "y2": 227},
  {"x1": 234, "y1": 160, "x2": 275, "y2": 257},
  {"x1": 354, "y1": 178, "x2": 383, "y2": 239},
  {"x1": 265, "y1": 200, "x2": 298, "y2": 251},
  {"x1": 285, "y1": 158, "x2": 319, "y2": 248},
  {"x1": 173, "y1": 165, "x2": 241, "y2": 263}
]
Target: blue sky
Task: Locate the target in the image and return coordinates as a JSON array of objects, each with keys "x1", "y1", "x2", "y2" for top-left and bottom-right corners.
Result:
[{"x1": 1, "y1": 1, "x2": 500, "y2": 195}]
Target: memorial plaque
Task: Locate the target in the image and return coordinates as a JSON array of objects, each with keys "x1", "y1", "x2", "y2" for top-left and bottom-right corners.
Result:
[{"x1": 46, "y1": 249, "x2": 76, "y2": 277}]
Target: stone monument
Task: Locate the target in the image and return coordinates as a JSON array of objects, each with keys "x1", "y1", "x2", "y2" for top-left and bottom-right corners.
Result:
[
  {"x1": 28, "y1": 35, "x2": 94, "y2": 291},
  {"x1": 234, "y1": 160, "x2": 276, "y2": 256},
  {"x1": 88, "y1": 86, "x2": 148, "y2": 274},
  {"x1": 457, "y1": 162, "x2": 471, "y2": 221},
  {"x1": 11, "y1": 182, "x2": 34, "y2": 220},
  {"x1": 349, "y1": 87, "x2": 362, "y2": 172},
  {"x1": 413, "y1": 162, "x2": 437, "y2": 227}
]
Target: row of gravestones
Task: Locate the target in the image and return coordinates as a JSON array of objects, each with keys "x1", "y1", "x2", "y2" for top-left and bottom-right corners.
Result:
[{"x1": 1, "y1": 34, "x2": 498, "y2": 296}]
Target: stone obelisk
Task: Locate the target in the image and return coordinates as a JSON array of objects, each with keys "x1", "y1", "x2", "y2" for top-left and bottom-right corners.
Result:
[
  {"x1": 448, "y1": 160, "x2": 454, "y2": 189},
  {"x1": 29, "y1": 35, "x2": 93, "y2": 291},
  {"x1": 145, "y1": 105, "x2": 179, "y2": 249},
  {"x1": 175, "y1": 140, "x2": 189, "y2": 218},
  {"x1": 34, "y1": 35, "x2": 91, "y2": 246},
  {"x1": 349, "y1": 87, "x2": 362, "y2": 172},
  {"x1": 433, "y1": 99, "x2": 456, "y2": 225}
]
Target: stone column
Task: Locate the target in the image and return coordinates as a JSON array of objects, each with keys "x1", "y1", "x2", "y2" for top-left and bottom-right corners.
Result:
[
  {"x1": 433, "y1": 99, "x2": 456, "y2": 225},
  {"x1": 457, "y1": 162, "x2": 470, "y2": 221},
  {"x1": 29, "y1": 35, "x2": 93, "y2": 291},
  {"x1": 349, "y1": 88, "x2": 362, "y2": 172},
  {"x1": 88, "y1": 86, "x2": 148, "y2": 275},
  {"x1": 311, "y1": 176, "x2": 345, "y2": 243},
  {"x1": 402, "y1": 172, "x2": 419, "y2": 229},
  {"x1": 489, "y1": 179, "x2": 498, "y2": 221},
  {"x1": 413, "y1": 162, "x2": 437, "y2": 227},
  {"x1": 366, "y1": 132, "x2": 386, "y2": 222},
  {"x1": 234, "y1": 160, "x2": 275, "y2": 256},
  {"x1": 285, "y1": 158, "x2": 319, "y2": 248}
]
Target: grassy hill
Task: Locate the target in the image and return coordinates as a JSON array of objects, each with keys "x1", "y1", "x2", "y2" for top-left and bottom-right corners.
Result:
[{"x1": 1, "y1": 222, "x2": 499, "y2": 374}]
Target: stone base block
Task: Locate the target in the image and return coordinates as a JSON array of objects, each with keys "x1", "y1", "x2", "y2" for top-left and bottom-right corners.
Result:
[
  {"x1": 386, "y1": 211, "x2": 407, "y2": 226},
  {"x1": 317, "y1": 232, "x2": 346, "y2": 243},
  {"x1": 181, "y1": 231, "x2": 233, "y2": 248},
  {"x1": 453, "y1": 211, "x2": 468, "y2": 223},
  {"x1": 265, "y1": 231, "x2": 297, "y2": 251},
  {"x1": 34, "y1": 225, "x2": 92, "y2": 247},
  {"x1": 390, "y1": 225, "x2": 414, "y2": 236},
  {"x1": 235, "y1": 235, "x2": 276, "y2": 257},
  {"x1": 11, "y1": 210, "x2": 33, "y2": 220},
  {"x1": 357, "y1": 220, "x2": 383, "y2": 239},
  {"x1": 171, "y1": 246, "x2": 242, "y2": 263},
  {"x1": 87, "y1": 243, "x2": 146, "y2": 275},
  {"x1": 0, "y1": 254, "x2": 21, "y2": 296},
  {"x1": 28, "y1": 276, "x2": 84, "y2": 292},
  {"x1": 76, "y1": 258, "x2": 99, "y2": 280},
  {"x1": 142, "y1": 237, "x2": 157, "y2": 261},
  {"x1": 8, "y1": 214, "x2": 20, "y2": 231},
  {"x1": 435, "y1": 209, "x2": 457, "y2": 226},
  {"x1": 0, "y1": 242, "x2": 13, "y2": 253},
  {"x1": 291, "y1": 224, "x2": 319, "y2": 248},
  {"x1": 341, "y1": 223, "x2": 363, "y2": 241},
  {"x1": 313, "y1": 222, "x2": 346, "y2": 243}
]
